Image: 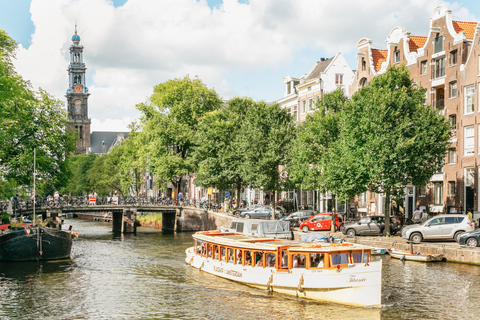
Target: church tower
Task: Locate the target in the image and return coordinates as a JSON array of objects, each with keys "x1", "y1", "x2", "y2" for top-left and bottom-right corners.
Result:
[{"x1": 66, "y1": 25, "x2": 91, "y2": 154}]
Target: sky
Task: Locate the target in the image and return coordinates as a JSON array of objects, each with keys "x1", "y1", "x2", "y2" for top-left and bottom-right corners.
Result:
[{"x1": 1, "y1": 0, "x2": 480, "y2": 133}]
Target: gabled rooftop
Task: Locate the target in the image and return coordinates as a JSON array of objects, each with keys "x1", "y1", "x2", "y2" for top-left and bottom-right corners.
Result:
[
  {"x1": 371, "y1": 49, "x2": 388, "y2": 72},
  {"x1": 409, "y1": 36, "x2": 427, "y2": 52},
  {"x1": 452, "y1": 21, "x2": 478, "y2": 39},
  {"x1": 306, "y1": 57, "x2": 334, "y2": 80}
]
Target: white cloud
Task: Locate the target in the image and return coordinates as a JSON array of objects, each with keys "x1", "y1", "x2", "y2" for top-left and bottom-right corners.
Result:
[{"x1": 11, "y1": 0, "x2": 479, "y2": 132}]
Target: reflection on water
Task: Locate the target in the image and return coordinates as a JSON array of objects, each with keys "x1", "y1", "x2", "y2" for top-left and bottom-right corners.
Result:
[{"x1": 0, "y1": 219, "x2": 479, "y2": 319}]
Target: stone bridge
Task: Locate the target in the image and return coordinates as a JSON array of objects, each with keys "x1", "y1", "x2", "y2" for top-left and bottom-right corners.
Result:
[{"x1": 21, "y1": 205, "x2": 235, "y2": 234}]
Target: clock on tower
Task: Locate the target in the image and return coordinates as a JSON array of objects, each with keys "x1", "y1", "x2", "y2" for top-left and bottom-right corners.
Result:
[{"x1": 74, "y1": 85, "x2": 82, "y2": 93}]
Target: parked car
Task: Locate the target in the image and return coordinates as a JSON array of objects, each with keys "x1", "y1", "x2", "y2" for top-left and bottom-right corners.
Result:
[
  {"x1": 341, "y1": 215, "x2": 401, "y2": 236},
  {"x1": 457, "y1": 229, "x2": 480, "y2": 247},
  {"x1": 299, "y1": 213, "x2": 342, "y2": 232},
  {"x1": 233, "y1": 205, "x2": 263, "y2": 217},
  {"x1": 239, "y1": 206, "x2": 282, "y2": 220},
  {"x1": 401, "y1": 214, "x2": 474, "y2": 243},
  {"x1": 282, "y1": 210, "x2": 316, "y2": 228}
]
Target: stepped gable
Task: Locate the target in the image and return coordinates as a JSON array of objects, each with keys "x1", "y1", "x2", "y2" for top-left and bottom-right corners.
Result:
[{"x1": 452, "y1": 21, "x2": 477, "y2": 39}]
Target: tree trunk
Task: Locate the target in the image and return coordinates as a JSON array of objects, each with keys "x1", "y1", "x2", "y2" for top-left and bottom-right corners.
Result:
[
  {"x1": 384, "y1": 188, "x2": 391, "y2": 236},
  {"x1": 236, "y1": 180, "x2": 241, "y2": 209},
  {"x1": 271, "y1": 190, "x2": 276, "y2": 220},
  {"x1": 331, "y1": 193, "x2": 336, "y2": 233}
]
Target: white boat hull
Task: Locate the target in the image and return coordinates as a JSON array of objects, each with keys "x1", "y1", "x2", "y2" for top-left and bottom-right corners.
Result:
[
  {"x1": 388, "y1": 250, "x2": 443, "y2": 262},
  {"x1": 186, "y1": 247, "x2": 382, "y2": 307}
]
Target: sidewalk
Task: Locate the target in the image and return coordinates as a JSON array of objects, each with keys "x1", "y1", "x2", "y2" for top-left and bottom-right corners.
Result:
[{"x1": 293, "y1": 230, "x2": 480, "y2": 265}]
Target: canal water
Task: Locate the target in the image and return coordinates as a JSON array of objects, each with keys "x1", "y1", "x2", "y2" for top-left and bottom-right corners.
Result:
[{"x1": 1, "y1": 219, "x2": 480, "y2": 320}]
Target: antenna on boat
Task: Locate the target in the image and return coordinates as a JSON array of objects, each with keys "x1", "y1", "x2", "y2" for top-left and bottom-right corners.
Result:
[{"x1": 33, "y1": 148, "x2": 36, "y2": 224}]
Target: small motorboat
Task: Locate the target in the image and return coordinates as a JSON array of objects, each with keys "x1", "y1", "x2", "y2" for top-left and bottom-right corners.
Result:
[
  {"x1": 371, "y1": 248, "x2": 386, "y2": 255},
  {"x1": 387, "y1": 248, "x2": 443, "y2": 262}
]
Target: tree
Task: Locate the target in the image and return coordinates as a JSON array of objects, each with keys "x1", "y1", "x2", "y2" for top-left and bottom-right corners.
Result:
[
  {"x1": 238, "y1": 101, "x2": 295, "y2": 219},
  {"x1": 287, "y1": 88, "x2": 364, "y2": 231},
  {"x1": 194, "y1": 97, "x2": 254, "y2": 208},
  {"x1": 343, "y1": 65, "x2": 451, "y2": 235},
  {"x1": 0, "y1": 30, "x2": 75, "y2": 187},
  {"x1": 137, "y1": 76, "x2": 222, "y2": 197},
  {"x1": 63, "y1": 153, "x2": 98, "y2": 196}
]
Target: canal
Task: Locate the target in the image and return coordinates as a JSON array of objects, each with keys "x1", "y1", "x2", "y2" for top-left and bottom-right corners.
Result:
[{"x1": 1, "y1": 218, "x2": 480, "y2": 319}]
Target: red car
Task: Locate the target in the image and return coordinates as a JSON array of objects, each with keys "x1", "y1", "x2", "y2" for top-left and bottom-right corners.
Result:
[{"x1": 299, "y1": 213, "x2": 342, "y2": 232}]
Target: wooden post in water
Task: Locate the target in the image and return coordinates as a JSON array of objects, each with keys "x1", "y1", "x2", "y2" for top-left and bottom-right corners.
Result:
[{"x1": 123, "y1": 209, "x2": 136, "y2": 234}]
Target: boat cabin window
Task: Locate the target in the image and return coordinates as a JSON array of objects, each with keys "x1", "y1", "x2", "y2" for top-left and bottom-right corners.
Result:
[
  {"x1": 331, "y1": 253, "x2": 349, "y2": 266},
  {"x1": 251, "y1": 223, "x2": 258, "y2": 231},
  {"x1": 213, "y1": 245, "x2": 219, "y2": 260},
  {"x1": 220, "y1": 247, "x2": 226, "y2": 261},
  {"x1": 227, "y1": 248, "x2": 234, "y2": 263},
  {"x1": 231, "y1": 221, "x2": 244, "y2": 233},
  {"x1": 309, "y1": 253, "x2": 325, "y2": 268},
  {"x1": 292, "y1": 254, "x2": 306, "y2": 268},
  {"x1": 255, "y1": 252, "x2": 263, "y2": 267},
  {"x1": 236, "y1": 249, "x2": 242, "y2": 265},
  {"x1": 245, "y1": 251, "x2": 252, "y2": 266},
  {"x1": 207, "y1": 244, "x2": 213, "y2": 258},
  {"x1": 265, "y1": 252, "x2": 276, "y2": 267},
  {"x1": 352, "y1": 252, "x2": 369, "y2": 263},
  {"x1": 281, "y1": 249, "x2": 288, "y2": 269}
]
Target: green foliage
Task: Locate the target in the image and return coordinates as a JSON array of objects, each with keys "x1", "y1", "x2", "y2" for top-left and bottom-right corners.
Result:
[
  {"x1": 0, "y1": 30, "x2": 75, "y2": 188},
  {"x1": 137, "y1": 76, "x2": 222, "y2": 188},
  {"x1": 238, "y1": 101, "x2": 295, "y2": 192},
  {"x1": 63, "y1": 153, "x2": 98, "y2": 196},
  {"x1": 343, "y1": 65, "x2": 451, "y2": 234},
  {"x1": 194, "y1": 97, "x2": 254, "y2": 201}
]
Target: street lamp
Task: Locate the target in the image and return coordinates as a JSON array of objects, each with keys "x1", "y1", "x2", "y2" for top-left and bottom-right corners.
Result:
[{"x1": 176, "y1": 175, "x2": 181, "y2": 205}]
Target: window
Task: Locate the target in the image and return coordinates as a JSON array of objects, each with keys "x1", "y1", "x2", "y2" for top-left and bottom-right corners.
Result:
[
  {"x1": 450, "y1": 81, "x2": 457, "y2": 98},
  {"x1": 335, "y1": 74, "x2": 343, "y2": 85},
  {"x1": 434, "y1": 182, "x2": 443, "y2": 205},
  {"x1": 465, "y1": 85, "x2": 474, "y2": 114},
  {"x1": 449, "y1": 115, "x2": 456, "y2": 133},
  {"x1": 302, "y1": 100, "x2": 306, "y2": 113},
  {"x1": 308, "y1": 99, "x2": 313, "y2": 111},
  {"x1": 450, "y1": 50, "x2": 457, "y2": 66},
  {"x1": 362, "y1": 59, "x2": 366, "y2": 71},
  {"x1": 421, "y1": 60, "x2": 427, "y2": 75},
  {"x1": 466, "y1": 167, "x2": 475, "y2": 186},
  {"x1": 465, "y1": 126, "x2": 474, "y2": 155},
  {"x1": 331, "y1": 253, "x2": 349, "y2": 265},
  {"x1": 419, "y1": 185, "x2": 426, "y2": 196},
  {"x1": 449, "y1": 181, "x2": 455, "y2": 196},
  {"x1": 449, "y1": 149, "x2": 456, "y2": 164},
  {"x1": 352, "y1": 252, "x2": 369, "y2": 263},
  {"x1": 394, "y1": 50, "x2": 400, "y2": 63},
  {"x1": 308, "y1": 86, "x2": 312, "y2": 91},
  {"x1": 293, "y1": 105, "x2": 298, "y2": 120},
  {"x1": 434, "y1": 58, "x2": 445, "y2": 78},
  {"x1": 434, "y1": 35, "x2": 443, "y2": 53}
]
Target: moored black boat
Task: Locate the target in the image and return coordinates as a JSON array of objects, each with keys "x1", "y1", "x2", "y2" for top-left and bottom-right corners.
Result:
[{"x1": 0, "y1": 226, "x2": 72, "y2": 262}]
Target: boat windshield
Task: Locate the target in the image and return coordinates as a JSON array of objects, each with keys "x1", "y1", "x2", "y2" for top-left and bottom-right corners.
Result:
[{"x1": 331, "y1": 253, "x2": 349, "y2": 265}]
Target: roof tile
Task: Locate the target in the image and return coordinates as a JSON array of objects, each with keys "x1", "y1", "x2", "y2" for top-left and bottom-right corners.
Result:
[
  {"x1": 409, "y1": 36, "x2": 427, "y2": 52},
  {"x1": 452, "y1": 21, "x2": 478, "y2": 39},
  {"x1": 371, "y1": 49, "x2": 388, "y2": 72}
]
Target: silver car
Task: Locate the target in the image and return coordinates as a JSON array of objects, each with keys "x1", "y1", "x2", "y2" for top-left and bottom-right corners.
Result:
[{"x1": 401, "y1": 214, "x2": 474, "y2": 243}]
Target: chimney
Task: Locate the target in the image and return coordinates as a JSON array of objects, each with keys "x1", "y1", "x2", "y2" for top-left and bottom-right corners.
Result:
[{"x1": 320, "y1": 57, "x2": 325, "y2": 61}]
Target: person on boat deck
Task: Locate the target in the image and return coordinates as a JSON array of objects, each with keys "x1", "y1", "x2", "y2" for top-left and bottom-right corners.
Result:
[
  {"x1": 255, "y1": 253, "x2": 262, "y2": 265},
  {"x1": 266, "y1": 253, "x2": 274, "y2": 267},
  {"x1": 256, "y1": 257, "x2": 263, "y2": 267}
]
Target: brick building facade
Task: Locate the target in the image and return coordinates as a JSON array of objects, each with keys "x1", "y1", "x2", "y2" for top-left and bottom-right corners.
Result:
[{"x1": 350, "y1": 5, "x2": 480, "y2": 220}]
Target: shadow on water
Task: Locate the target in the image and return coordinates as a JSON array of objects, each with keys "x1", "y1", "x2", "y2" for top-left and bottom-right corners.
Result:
[{"x1": 0, "y1": 260, "x2": 74, "y2": 282}]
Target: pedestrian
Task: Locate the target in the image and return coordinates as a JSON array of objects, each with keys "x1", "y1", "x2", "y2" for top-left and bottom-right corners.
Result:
[
  {"x1": 54, "y1": 191, "x2": 60, "y2": 206},
  {"x1": 178, "y1": 192, "x2": 183, "y2": 205},
  {"x1": 421, "y1": 209, "x2": 428, "y2": 222},
  {"x1": 413, "y1": 207, "x2": 421, "y2": 223},
  {"x1": 467, "y1": 208, "x2": 473, "y2": 222}
]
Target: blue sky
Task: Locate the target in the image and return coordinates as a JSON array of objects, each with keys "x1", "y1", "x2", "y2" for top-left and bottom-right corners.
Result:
[{"x1": 0, "y1": 0, "x2": 479, "y2": 132}]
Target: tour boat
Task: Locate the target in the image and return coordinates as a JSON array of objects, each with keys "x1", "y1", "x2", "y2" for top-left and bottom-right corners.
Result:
[
  {"x1": 185, "y1": 230, "x2": 382, "y2": 307},
  {"x1": 387, "y1": 248, "x2": 443, "y2": 262}
]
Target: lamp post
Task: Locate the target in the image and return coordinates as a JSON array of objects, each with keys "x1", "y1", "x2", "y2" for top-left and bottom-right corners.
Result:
[{"x1": 175, "y1": 175, "x2": 181, "y2": 205}]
